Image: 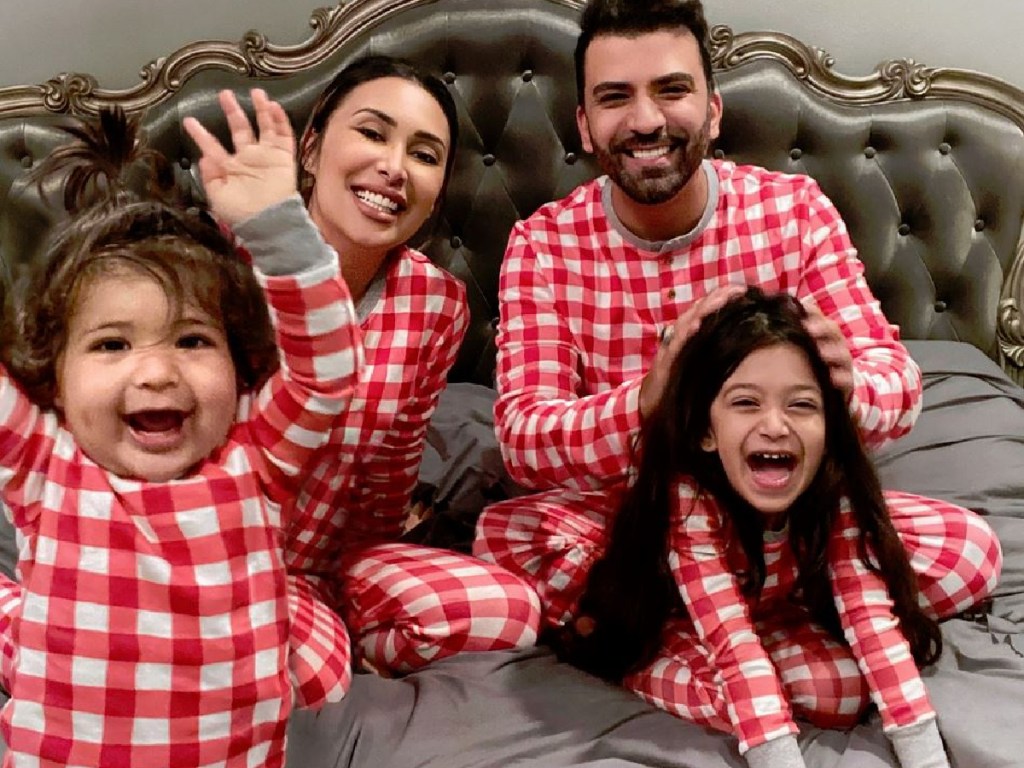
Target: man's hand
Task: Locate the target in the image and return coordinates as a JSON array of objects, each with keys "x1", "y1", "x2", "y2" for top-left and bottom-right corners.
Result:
[
  {"x1": 183, "y1": 88, "x2": 297, "y2": 227},
  {"x1": 639, "y1": 284, "x2": 746, "y2": 419},
  {"x1": 802, "y1": 304, "x2": 854, "y2": 400}
]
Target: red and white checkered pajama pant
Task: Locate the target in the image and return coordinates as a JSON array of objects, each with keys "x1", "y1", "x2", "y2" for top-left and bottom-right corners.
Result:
[
  {"x1": 335, "y1": 542, "x2": 542, "y2": 675},
  {"x1": 0, "y1": 542, "x2": 542, "y2": 703},
  {"x1": 474, "y1": 489, "x2": 1002, "y2": 729}
]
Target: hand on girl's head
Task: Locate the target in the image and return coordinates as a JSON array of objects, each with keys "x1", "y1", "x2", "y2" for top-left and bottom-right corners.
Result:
[
  {"x1": 182, "y1": 88, "x2": 298, "y2": 227},
  {"x1": 800, "y1": 305, "x2": 854, "y2": 400},
  {"x1": 640, "y1": 284, "x2": 747, "y2": 419}
]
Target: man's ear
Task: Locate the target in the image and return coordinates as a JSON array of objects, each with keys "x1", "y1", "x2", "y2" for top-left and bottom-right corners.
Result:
[
  {"x1": 576, "y1": 105, "x2": 594, "y2": 154},
  {"x1": 700, "y1": 432, "x2": 717, "y2": 453},
  {"x1": 707, "y1": 89, "x2": 723, "y2": 142}
]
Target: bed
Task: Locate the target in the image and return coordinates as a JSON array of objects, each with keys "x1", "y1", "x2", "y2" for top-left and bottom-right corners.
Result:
[{"x1": 1, "y1": 1, "x2": 1024, "y2": 766}]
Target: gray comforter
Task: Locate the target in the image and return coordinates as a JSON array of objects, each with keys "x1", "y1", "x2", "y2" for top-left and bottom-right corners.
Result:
[
  {"x1": 1, "y1": 343, "x2": 1020, "y2": 766},
  {"x1": 285, "y1": 340, "x2": 1024, "y2": 768}
]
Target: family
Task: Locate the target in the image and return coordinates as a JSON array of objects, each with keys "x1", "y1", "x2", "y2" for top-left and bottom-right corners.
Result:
[{"x1": 0, "y1": 1, "x2": 1003, "y2": 768}]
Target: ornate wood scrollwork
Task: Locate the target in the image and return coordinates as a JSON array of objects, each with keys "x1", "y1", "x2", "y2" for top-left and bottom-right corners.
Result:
[
  {"x1": 708, "y1": 24, "x2": 1024, "y2": 125},
  {"x1": 3, "y1": 3, "x2": 1024, "y2": 376},
  {"x1": 708, "y1": 25, "x2": 1024, "y2": 378},
  {"x1": 0, "y1": 0, "x2": 451, "y2": 118},
  {"x1": 998, "y1": 236, "x2": 1024, "y2": 386}
]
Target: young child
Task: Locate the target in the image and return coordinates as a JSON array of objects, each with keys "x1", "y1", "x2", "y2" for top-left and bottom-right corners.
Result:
[
  {"x1": 0, "y1": 90, "x2": 363, "y2": 767},
  {"x1": 563, "y1": 288, "x2": 1002, "y2": 768}
]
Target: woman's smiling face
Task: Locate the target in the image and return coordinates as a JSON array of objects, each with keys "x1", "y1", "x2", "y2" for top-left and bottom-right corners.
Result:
[{"x1": 303, "y1": 77, "x2": 450, "y2": 263}]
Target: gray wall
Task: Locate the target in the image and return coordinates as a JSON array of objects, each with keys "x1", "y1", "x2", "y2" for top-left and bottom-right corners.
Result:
[
  {"x1": 0, "y1": 1, "x2": 1021, "y2": 90},
  {"x1": 0, "y1": 1, "x2": 328, "y2": 89},
  {"x1": 705, "y1": 0, "x2": 1024, "y2": 88}
]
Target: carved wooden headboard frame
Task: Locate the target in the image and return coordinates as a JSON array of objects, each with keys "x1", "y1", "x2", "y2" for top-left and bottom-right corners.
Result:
[
  {"x1": 707, "y1": 26, "x2": 1024, "y2": 384},
  {"x1": 2, "y1": 0, "x2": 1024, "y2": 383}
]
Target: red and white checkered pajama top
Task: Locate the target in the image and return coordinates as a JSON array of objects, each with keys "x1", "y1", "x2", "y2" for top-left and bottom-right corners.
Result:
[
  {"x1": 671, "y1": 486, "x2": 936, "y2": 752},
  {"x1": 494, "y1": 161, "x2": 921, "y2": 494},
  {"x1": 284, "y1": 246, "x2": 468, "y2": 588},
  {"x1": 0, "y1": 200, "x2": 363, "y2": 768}
]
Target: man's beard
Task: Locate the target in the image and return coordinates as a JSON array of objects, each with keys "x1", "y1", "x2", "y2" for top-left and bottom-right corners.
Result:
[{"x1": 591, "y1": 115, "x2": 712, "y2": 205}]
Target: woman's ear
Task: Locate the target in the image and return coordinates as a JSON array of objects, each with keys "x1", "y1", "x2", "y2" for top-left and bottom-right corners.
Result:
[
  {"x1": 299, "y1": 131, "x2": 320, "y2": 174},
  {"x1": 700, "y1": 432, "x2": 717, "y2": 453}
]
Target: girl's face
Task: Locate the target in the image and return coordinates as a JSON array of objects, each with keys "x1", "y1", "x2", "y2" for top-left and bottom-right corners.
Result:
[
  {"x1": 304, "y1": 76, "x2": 450, "y2": 264},
  {"x1": 55, "y1": 270, "x2": 238, "y2": 482},
  {"x1": 702, "y1": 342, "x2": 825, "y2": 528}
]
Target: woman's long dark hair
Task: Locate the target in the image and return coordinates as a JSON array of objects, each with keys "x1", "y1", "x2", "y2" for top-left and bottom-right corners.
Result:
[{"x1": 563, "y1": 288, "x2": 941, "y2": 681}]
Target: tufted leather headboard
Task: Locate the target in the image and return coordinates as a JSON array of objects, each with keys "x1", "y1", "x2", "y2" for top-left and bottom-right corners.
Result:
[{"x1": 3, "y1": 0, "x2": 1024, "y2": 385}]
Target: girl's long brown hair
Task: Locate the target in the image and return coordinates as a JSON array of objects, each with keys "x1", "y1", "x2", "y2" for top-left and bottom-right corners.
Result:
[{"x1": 562, "y1": 288, "x2": 941, "y2": 681}]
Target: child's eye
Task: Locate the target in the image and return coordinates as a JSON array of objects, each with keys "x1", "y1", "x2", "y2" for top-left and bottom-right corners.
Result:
[
  {"x1": 730, "y1": 397, "x2": 759, "y2": 409},
  {"x1": 790, "y1": 399, "x2": 821, "y2": 412},
  {"x1": 177, "y1": 333, "x2": 216, "y2": 350},
  {"x1": 89, "y1": 338, "x2": 128, "y2": 353}
]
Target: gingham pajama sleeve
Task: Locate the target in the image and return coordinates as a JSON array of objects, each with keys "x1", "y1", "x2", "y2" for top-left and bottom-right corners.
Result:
[
  {"x1": 794, "y1": 182, "x2": 922, "y2": 448},
  {"x1": 829, "y1": 500, "x2": 937, "y2": 733},
  {"x1": 233, "y1": 196, "x2": 364, "y2": 501},
  {"x1": 0, "y1": 369, "x2": 59, "y2": 532},
  {"x1": 668, "y1": 485, "x2": 799, "y2": 754},
  {"x1": 342, "y1": 293, "x2": 469, "y2": 548},
  {"x1": 493, "y1": 223, "x2": 642, "y2": 491}
]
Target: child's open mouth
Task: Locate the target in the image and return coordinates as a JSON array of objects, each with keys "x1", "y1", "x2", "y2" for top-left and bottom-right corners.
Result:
[
  {"x1": 746, "y1": 451, "x2": 797, "y2": 489},
  {"x1": 125, "y1": 409, "x2": 188, "y2": 450}
]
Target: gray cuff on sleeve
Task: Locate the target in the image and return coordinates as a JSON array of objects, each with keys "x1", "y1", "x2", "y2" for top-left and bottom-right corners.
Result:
[
  {"x1": 744, "y1": 735, "x2": 806, "y2": 768},
  {"x1": 888, "y1": 718, "x2": 950, "y2": 768},
  {"x1": 232, "y1": 194, "x2": 336, "y2": 276}
]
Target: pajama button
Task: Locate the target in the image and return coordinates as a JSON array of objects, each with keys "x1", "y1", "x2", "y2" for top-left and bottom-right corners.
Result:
[{"x1": 667, "y1": 288, "x2": 676, "y2": 300}]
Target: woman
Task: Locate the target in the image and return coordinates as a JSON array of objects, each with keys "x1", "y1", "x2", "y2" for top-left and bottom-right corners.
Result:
[
  {"x1": 0, "y1": 56, "x2": 539, "y2": 716},
  {"x1": 280, "y1": 55, "x2": 540, "y2": 700}
]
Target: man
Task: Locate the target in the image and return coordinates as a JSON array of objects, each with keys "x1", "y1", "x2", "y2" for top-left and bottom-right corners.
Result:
[{"x1": 474, "y1": 2, "x2": 999, "y2": 767}]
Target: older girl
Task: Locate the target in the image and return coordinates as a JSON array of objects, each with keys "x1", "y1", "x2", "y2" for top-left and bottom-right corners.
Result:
[{"x1": 563, "y1": 289, "x2": 1001, "y2": 768}]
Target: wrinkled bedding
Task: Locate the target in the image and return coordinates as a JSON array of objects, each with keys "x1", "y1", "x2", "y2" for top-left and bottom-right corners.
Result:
[
  {"x1": 285, "y1": 340, "x2": 1024, "y2": 768},
  {"x1": 2, "y1": 341, "x2": 1022, "y2": 767}
]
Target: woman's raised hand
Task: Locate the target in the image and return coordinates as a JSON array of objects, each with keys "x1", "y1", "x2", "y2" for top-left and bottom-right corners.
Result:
[{"x1": 183, "y1": 88, "x2": 296, "y2": 227}]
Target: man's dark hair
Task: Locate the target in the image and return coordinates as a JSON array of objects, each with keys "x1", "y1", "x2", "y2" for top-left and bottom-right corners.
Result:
[{"x1": 574, "y1": 0, "x2": 714, "y2": 105}]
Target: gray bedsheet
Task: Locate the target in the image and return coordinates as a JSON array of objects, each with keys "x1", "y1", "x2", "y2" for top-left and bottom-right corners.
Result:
[
  {"x1": 285, "y1": 340, "x2": 1024, "y2": 768},
  {"x1": 284, "y1": 606, "x2": 1024, "y2": 768},
  {"x1": 2, "y1": 343, "x2": 1021, "y2": 766}
]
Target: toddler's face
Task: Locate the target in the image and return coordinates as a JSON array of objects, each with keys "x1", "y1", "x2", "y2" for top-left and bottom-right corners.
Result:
[
  {"x1": 702, "y1": 342, "x2": 825, "y2": 529},
  {"x1": 55, "y1": 270, "x2": 238, "y2": 482}
]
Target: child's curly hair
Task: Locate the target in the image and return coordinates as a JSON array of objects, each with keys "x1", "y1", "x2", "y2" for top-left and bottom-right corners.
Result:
[{"x1": 4, "y1": 107, "x2": 279, "y2": 408}]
